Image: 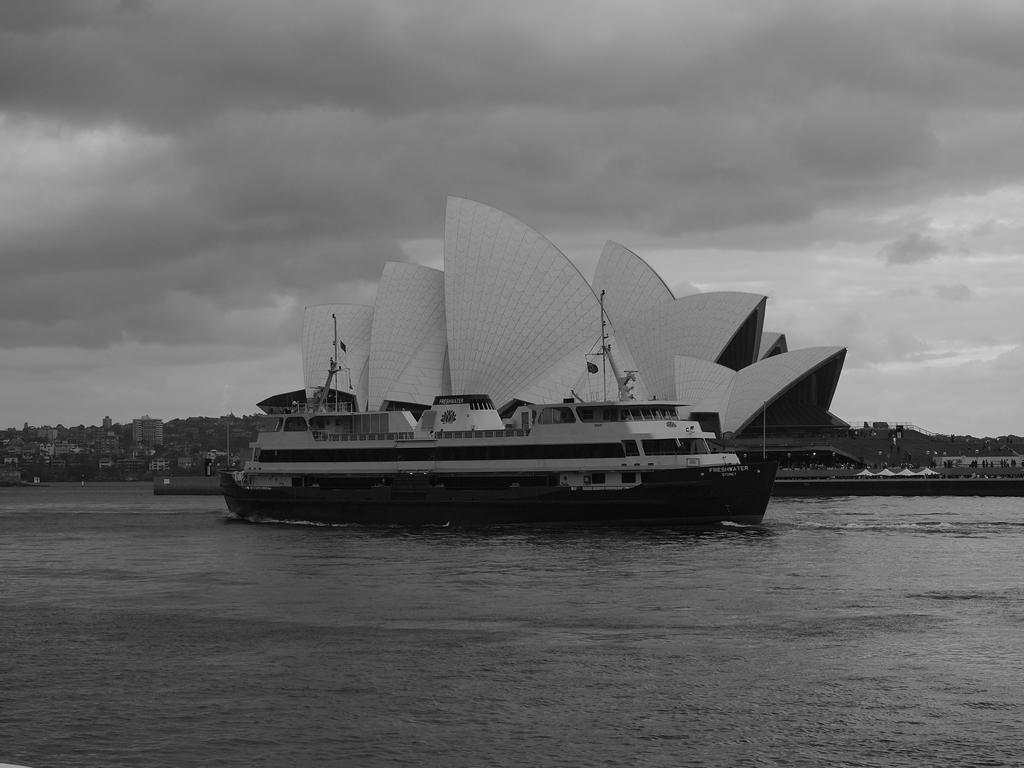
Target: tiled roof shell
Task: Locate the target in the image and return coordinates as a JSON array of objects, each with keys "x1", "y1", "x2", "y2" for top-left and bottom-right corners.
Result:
[
  {"x1": 759, "y1": 332, "x2": 788, "y2": 359},
  {"x1": 712, "y1": 346, "x2": 847, "y2": 435},
  {"x1": 616, "y1": 292, "x2": 766, "y2": 400},
  {"x1": 443, "y1": 197, "x2": 603, "y2": 410},
  {"x1": 592, "y1": 241, "x2": 674, "y2": 327},
  {"x1": 673, "y1": 356, "x2": 736, "y2": 407},
  {"x1": 369, "y1": 262, "x2": 447, "y2": 410}
]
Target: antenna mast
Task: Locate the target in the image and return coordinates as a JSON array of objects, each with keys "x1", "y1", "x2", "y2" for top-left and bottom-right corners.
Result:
[
  {"x1": 600, "y1": 290, "x2": 609, "y2": 401},
  {"x1": 313, "y1": 314, "x2": 340, "y2": 412},
  {"x1": 333, "y1": 313, "x2": 339, "y2": 411}
]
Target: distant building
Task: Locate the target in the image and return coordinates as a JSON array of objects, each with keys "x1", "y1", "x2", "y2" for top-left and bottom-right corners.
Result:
[
  {"x1": 117, "y1": 457, "x2": 146, "y2": 475},
  {"x1": 133, "y1": 416, "x2": 164, "y2": 447},
  {"x1": 149, "y1": 459, "x2": 170, "y2": 472},
  {"x1": 95, "y1": 433, "x2": 119, "y2": 454},
  {"x1": 52, "y1": 440, "x2": 76, "y2": 457},
  {"x1": 103, "y1": 416, "x2": 112, "y2": 430}
]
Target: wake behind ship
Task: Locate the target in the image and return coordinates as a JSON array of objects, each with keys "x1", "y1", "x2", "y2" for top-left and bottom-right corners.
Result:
[{"x1": 221, "y1": 394, "x2": 777, "y2": 527}]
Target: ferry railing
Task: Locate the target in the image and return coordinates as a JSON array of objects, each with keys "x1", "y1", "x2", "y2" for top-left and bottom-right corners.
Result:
[
  {"x1": 435, "y1": 429, "x2": 529, "y2": 439},
  {"x1": 293, "y1": 402, "x2": 355, "y2": 415},
  {"x1": 311, "y1": 428, "x2": 530, "y2": 442}
]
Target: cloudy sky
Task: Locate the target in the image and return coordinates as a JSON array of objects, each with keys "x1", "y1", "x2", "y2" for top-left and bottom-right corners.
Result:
[{"x1": 3, "y1": 0, "x2": 1024, "y2": 437}]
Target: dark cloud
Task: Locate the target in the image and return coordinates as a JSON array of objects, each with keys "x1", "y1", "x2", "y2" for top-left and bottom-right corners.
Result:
[
  {"x1": 2, "y1": 2, "x2": 1023, "y2": 238},
  {"x1": 0, "y1": 0, "x2": 135, "y2": 33},
  {"x1": 0, "y1": 232, "x2": 399, "y2": 349},
  {"x1": 4, "y1": 0, "x2": 1024, "y2": 432}
]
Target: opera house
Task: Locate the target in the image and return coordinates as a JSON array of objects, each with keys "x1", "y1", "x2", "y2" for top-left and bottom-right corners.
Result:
[{"x1": 262, "y1": 197, "x2": 848, "y2": 441}]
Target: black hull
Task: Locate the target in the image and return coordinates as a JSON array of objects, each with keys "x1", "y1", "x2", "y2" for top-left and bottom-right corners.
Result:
[{"x1": 220, "y1": 463, "x2": 777, "y2": 527}]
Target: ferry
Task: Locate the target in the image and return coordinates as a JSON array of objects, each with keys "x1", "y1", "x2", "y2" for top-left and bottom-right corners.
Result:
[{"x1": 220, "y1": 393, "x2": 777, "y2": 527}]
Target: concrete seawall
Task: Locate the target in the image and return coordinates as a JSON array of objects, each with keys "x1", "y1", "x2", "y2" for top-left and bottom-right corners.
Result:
[{"x1": 773, "y1": 476, "x2": 1024, "y2": 497}]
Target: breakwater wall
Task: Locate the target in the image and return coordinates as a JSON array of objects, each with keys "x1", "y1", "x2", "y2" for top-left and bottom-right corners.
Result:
[{"x1": 773, "y1": 476, "x2": 1024, "y2": 497}]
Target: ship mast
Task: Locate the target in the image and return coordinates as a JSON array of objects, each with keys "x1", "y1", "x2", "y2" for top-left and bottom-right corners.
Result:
[
  {"x1": 600, "y1": 290, "x2": 609, "y2": 401},
  {"x1": 312, "y1": 314, "x2": 341, "y2": 412},
  {"x1": 333, "y1": 313, "x2": 339, "y2": 412},
  {"x1": 593, "y1": 290, "x2": 638, "y2": 402}
]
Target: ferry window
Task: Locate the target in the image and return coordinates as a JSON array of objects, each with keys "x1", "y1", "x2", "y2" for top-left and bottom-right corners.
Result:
[
  {"x1": 641, "y1": 438, "x2": 678, "y2": 455},
  {"x1": 283, "y1": 417, "x2": 308, "y2": 432},
  {"x1": 537, "y1": 407, "x2": 576, "y2": 424},
  {"x1": 621, "y1": 472, "x2": 636, "y2": 483},
  {"x1": 577, "y1": 407, "x2": 595, "y2": 422},
  {"x1": 622, "y1": 440, "x2": 639, "y2": 456},
  {"x1": 601, "y1": 408, "x2": 618, "y2": 422},
  {"x1": 591, "y1": 472, "x2": 606, "y2": 485}
]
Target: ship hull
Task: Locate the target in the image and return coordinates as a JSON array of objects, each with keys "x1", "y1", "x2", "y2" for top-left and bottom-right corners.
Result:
[{"x1": 220, "y1": 463, "x2": 778, "y2": 527}]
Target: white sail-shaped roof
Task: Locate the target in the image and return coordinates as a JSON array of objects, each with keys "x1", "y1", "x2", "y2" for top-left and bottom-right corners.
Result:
[
  {"x1": 368, "y1": 262, "x2": 447, "y2": 410},
  {"x1": 615, "y1": 292, "x2": 766, "y2": 399},
  {"x1": 592, "y1": 241, "x2": 674, "y2": 327},
  {"x1": 706, "y1": 346, "x2": 847, "y2": 435},
  {"x1": 673, "y1": 356, "x2": 736, "y2": 407},
  {"x1": 759, "y1": 332, "x2": 788, "y2": 359},
  {"x1": 277, "y1": 198, "x2": 849, "y2": 426},
  {"x1": 302, "y1": 303, "x2": 373, "y2": 410},
  {"x1": 443, "y1": 197, "x2": 603, "y2": 409}
]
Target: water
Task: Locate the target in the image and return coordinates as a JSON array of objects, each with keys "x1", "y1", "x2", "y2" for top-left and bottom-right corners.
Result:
[{"x1": 2, "y1": 484, "x2": 1023, "y2": 767}]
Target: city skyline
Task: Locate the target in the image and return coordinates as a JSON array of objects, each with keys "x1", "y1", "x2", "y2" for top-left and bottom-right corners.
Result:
[{"x1": 3, "y1": 1, "x2": 1024, "y2": 437}]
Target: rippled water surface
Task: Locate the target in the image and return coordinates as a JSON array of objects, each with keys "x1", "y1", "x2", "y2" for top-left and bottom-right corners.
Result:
[{"x1": 2, "y1": 483, "x2": 1023, "y2": 767}]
